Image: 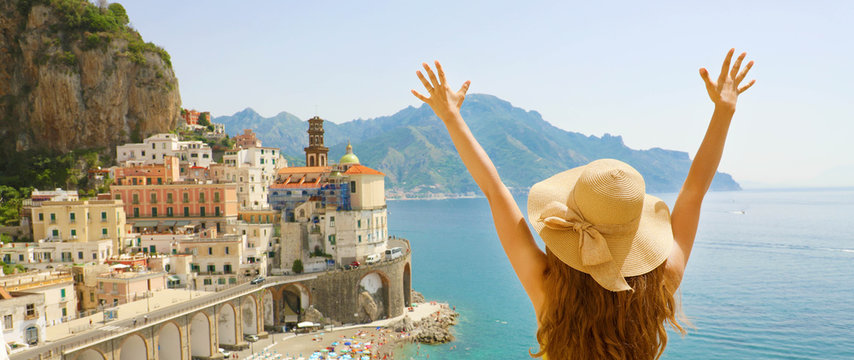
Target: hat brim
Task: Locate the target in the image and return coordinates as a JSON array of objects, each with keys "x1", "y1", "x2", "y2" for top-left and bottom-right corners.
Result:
[{"x1": 528, "y1": 165, "x2": 673, "y2": 278}]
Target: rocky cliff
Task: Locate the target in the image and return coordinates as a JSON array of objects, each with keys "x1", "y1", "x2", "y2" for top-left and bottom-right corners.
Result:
[{"x1": 0, "y1": 0, "x2": 180, "y2": 157}]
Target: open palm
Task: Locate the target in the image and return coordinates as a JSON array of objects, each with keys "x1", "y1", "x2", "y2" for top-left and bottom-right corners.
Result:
[{"x1": 700, "y1": 49, "x2": 756, "y2": 110}]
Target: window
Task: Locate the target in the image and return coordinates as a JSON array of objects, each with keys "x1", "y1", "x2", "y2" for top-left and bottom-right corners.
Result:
[
  {"x1": 90, "y1": 292, "x2": 94, "y2": 302},
  {"x1": 215, "y1": 207, "x2": 220, "y2": 216},
  {"x1": 71, "y1": 229, "x2": 77, "y2": 238},
  {"x1": 165, "y1": 264, "x2": 171, "y2": 272},
  {"x1": 92, "y1": 253, "x2": 97, "y2": 260},
  {"x1": 78, "y1": 251, "x2": 83, "y2": 259},
  {"x1": 150, "y1": 193, "x2": 157, "y2": 203},
  {"x1": 183, "y1": 192, "x2": 189, "y2": 203},
  {"x1": 102, "y1": 228, "x2": 108, "y2": 238},
  {"x1": 18, "y1": 254, "x2": 24, "y2": 261},
  {"x1": 218, "y1": 278, "x2": 226, "y2": 285},
  {"x1": 184, "y1": 207, "x2": 190, "y2": 217},
  {"x1": 350, "y1": 181, "x2": 356, "y2": 193},
  {"x1": 224, "y1": 264, "x2": 232, "y2": 273},
  {"x1": 157, "y1": 178, "x2": 163, "y2": 185},
  {"x1": 167, "y1": 207, "x2": 173, "y2": 217},
  {"x1": 207, "y1": 264, "x2": 215, "y2": 272},
  {"x1": 52, "y1": 229, "x2": 59, "y2": 238},
  {"x1": 151, "y1": 207, "x2": 158, "y2": 217},
  {"x1": 101, "y1": 211, "x2": 107, "y2": 221},
  {"x1": 200, "y1": 207, "x2": 206, "y2": 217},
  {"x1": 50, "y1": 213, "x2": 56, "y2": 223},
  {"x1": 208, "y1": 247, "x2": 213, "y2": 255},
  {"x1": 146, "y1": 178, "x2": 152, "y2": 185},
  {"x1": 214, "y1": 192, "x2": 220, "y2": 202},
  {"x1": 357, "y1": 220, "x2": 361, "y2": 228},
  {"x1": 203, "y1": 279, "x2": 212, "y2": 285},
  {"x1": 229, "y1": 277, "x2": 237, "y2": 284},
  {"x1": 99, "y1": 282, "x2": 103, "y2": 290},
  {"x1": 25, "y1": 303, "x2": 35, "y2": 317},
  {"x1": 115, "y1": 194, "x2": 121, "y2": 200},
  {"x1": 38, "y1": 213, "x2": 43, "y2": 221},
  {"x1": 358, "y1": 235, "x2": 362, "y2": 243},
  {"x1": 133, "y1": 208, "x2": 139, "y2": 217},
  {"x1": 132, "y1": 193, "x2": 139, "y2": 204},
  {"x1": 150, "y1": 245, "x2": 156, "y2": 253},
  {"x1": 225, "y1": 247, "x2": 229, "y2": 255},
  {"x1": 3, "y1": 315, "x2": 11, "y2": 329},
  {"x1": 199, "y1": 193, "x2": 205, "y2": 203},
  {"x1": 328, "y1": 235, "x2": 336, "y2": 245},
  {"x1": 167, "y1": 193, "x2": 173, "y2": 203},
  {"x1": 60, "y1": 289, "x2": 66, "y2": 298}
]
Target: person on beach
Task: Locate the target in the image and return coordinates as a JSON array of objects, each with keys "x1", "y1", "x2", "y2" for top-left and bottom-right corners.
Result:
[{"x1": 412, "y1": 49, "x2": 755, "y2": 359}]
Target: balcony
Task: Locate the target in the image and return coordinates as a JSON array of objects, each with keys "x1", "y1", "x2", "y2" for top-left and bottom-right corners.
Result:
[{"x1": 24, "y1": 310, "x2": 39, "y2": 320}]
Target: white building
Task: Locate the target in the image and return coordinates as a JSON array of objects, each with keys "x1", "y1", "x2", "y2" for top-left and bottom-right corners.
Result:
[
  {"x1": 116, "y1": 133, "x2": 213, "y2": 168},
  {"x1": 0, "y1": 240, "x2": 113, "y2": 270},
  {"x1": 213, "y1": 146, "x2": 286, "y2": 210},
  {"x1": 0, "y1": 290, "x2": 45, "y2": 350},
  {"x1": 0, "y1": 270, "x2": 76, "y2": 328}
]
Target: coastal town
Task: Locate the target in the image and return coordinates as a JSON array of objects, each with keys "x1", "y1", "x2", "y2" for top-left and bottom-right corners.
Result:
[{"x1": 0, "y1": 112, "x2": 456, "y2": 360}]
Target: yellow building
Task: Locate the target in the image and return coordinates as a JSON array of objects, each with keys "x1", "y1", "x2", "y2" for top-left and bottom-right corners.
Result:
[{"x1": 31, "y1": 200, "x2": 127, "y2": 252}]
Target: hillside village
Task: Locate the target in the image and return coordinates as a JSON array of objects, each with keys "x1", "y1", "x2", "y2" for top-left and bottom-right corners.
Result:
[{"x1": 0, "y1": 112, "x2": 403, "y2": 353}]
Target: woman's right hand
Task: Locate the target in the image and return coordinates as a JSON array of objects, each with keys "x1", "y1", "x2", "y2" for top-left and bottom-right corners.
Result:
[
  {"x1": 699, "y1": 48, "x2": 756, "y2": 111},
  {"x1": 411, "y1": 61, "x2": 471, "y2": 120}
]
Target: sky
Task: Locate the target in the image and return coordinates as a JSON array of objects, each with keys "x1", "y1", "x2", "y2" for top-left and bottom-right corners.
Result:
[{"x1": 118, "y1": 0, "x2": 853, "y2": 188}]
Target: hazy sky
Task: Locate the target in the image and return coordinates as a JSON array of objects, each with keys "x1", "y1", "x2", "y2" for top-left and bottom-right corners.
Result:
[{"x1": 119, "y1": 0, "x2": 853, "y2": 188}]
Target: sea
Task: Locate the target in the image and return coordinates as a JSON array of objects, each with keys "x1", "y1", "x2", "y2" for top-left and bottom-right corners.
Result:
[{"x1": 386, "y1": 188, "x2": 854, "y2": 359}]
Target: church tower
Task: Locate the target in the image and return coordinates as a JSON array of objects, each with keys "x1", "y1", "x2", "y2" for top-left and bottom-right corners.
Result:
[{"x1": 304, "y1": 116, "x2": 329, "y2": 167}]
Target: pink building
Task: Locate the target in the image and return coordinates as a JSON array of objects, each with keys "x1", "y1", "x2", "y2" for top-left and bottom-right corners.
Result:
[
  {"x1": 110, "y1": 183, "x2": 238, "y2": 232},
  {"x1": 95, "y1": 270, "x2": 166, "y2": 308}
]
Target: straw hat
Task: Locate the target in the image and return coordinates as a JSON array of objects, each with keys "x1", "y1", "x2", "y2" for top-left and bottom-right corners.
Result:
[{"x1": 527, "y1": 159, "x2": 673, "y2": 292}]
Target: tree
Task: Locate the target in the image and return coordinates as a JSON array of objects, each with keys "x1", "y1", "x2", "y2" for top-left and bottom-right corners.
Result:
[
  {"x1": 291, "y1": 259, "x2": 304, "y2": 274},
  {"x1": 198, "y1": 112, "x2": 211, "y2": 127}
]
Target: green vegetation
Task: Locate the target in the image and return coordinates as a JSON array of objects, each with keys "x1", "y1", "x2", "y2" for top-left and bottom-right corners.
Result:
[
  {"x1": 291, "y1": 259, "x2": 304, "y2": 274},
  {"x1": 0, "y1": 186, "x2": 32, "y2": 226},
  {"x1": 0, "y1": 261, "x2": 26, "y2": 275},
  {"x1": 0, "y1": 148, "x2": 112, "y2": 201},
  {"x1": 17, "y1": 0, "x2": 172, "y2": 68}
]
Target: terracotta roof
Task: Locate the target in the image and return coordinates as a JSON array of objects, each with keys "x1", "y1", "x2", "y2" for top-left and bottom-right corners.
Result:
[
  {"x1": 277, "y1": 166, "x2": 332, "y2": 175},
  {"x1": 270, "y1": 183, "x2": 324, "y2": 189},
  {"x1": 344, "y1": 165, "x2": 385, "y2": 176}
]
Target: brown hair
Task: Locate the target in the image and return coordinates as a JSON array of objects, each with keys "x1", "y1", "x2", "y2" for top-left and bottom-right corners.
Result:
[{"x1": 531, "y1": 250, "x2": 687, "y2": 359}]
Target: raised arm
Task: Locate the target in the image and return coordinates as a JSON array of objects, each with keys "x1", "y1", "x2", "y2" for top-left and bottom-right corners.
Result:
[
  {"x1": 669, "y1": 49, "x2": 756, "y2": 283},
  {"x1": 412, "y1": 61, "x2": 547, "y2": 310}
]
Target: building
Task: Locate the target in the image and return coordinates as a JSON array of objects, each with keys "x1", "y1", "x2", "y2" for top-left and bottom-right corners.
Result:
[
  {"x1": 174, "y1": 229, "x2": 251, "y2": 291},
  {"x1": 274, "y1": 118, "x2": 389, "y2": 272},
  {"x1": 0, "y1": 240, "x2": 113, "y2": 270},
  {"x1": 110, "y1": 182, "x2": 238, "y2": 233},
  {"x1": 113, "y1": 156, "x2": 181, "y2": 186},
  {"x1": 71, "y1": 263, "x2": 110, "y2": 313},
  {"x1": 30, "y1": 200, "x2": 127, "y2": 252},
  {"x1": 212, "y1": 140, "x2": 286, "y2": 210},
  {"x1": 0, "y1": 288, "x2": 45, "y2": 348},
  {"x1": 116, "y1": 133, "x2": 213, "y2": 168},
  {"x1": 234, "y1": 129, "x2": 262, "y2": 148},
  {"x1": 0, "y1": 270, "x2": 76, "y2": 328},
  {"x1": 181, "y1": 109, "x2": 200, "y2": 126},
  {"x1": 94, "y1": 269, "x2": 167, "y2": 308},
  {"x1": 304, "y1": 116, "x2": 329, "y2": 167}
]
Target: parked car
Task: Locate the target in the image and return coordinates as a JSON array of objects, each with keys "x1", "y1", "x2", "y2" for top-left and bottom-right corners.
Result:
[
  {"x1": 218, "y1": 348, "x2": 232, "y2": 357},
  {"x1": 244, "y1": 334, "x2": 260, "y2": 342},
  {"x1": 385, "y1": 247, "x2": 404, "y2": 261},
  {"x1": 350, "y1": 260, "x2": 361, "y2": 269},
  {"x1": 250, "y1": 276, "x2": 265, "y2": 285},
  {"x1": 366, "y1": 253, "x2": 381, "y2": 265}
]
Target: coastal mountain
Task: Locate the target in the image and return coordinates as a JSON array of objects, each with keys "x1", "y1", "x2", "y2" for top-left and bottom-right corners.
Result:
[
  {"x1": 215, "y1": 94, "x2": 740, "y2": 195},
  {"x1": 0, "y1": 0, "x2": 180, "y2": 157}
]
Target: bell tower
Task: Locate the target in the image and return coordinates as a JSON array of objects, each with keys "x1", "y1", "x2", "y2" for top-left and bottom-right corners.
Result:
[{"x1": 304, "y1": 116, "x2": 329, "y2": 167}]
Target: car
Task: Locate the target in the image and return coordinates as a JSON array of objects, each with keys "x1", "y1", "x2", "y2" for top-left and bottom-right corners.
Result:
[
  {"x1": 250, "y1": 276, "x2": 265, "y2": 285},
  {"x1": 365, "y1": 253, "x2": 381, "y2": 265},
  {"x1": 218, "y1": 348, "x2": 232, "y2": 357},
  {"x1": 349, "y1": 260, "x2": 361, "y2": 269},
  {"x1": 244, "y1": 334, "x2": 260, "y2": 342}
]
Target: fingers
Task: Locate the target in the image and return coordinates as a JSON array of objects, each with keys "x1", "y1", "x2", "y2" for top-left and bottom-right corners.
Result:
[
  {"x1": 730, "y1": 52, "x2": 746, "y2": 80},
  {"x1": 699, "y1": 68, "x2": 714, "y2": 91},
  {"x1": 435, "y1": 61, "x2": 446, "y2": 86},
  {"x1": 416, "y1": 71, "x2": 433, "y2": 93},
  {"x1": 457, "y1": 80, "x2": 471, "y2": 96},
  {"x1": 717, "y1": 48, "x2": 734, "y2": 86},
  {"x1": 735, "y1": 60, "x2": 754, "y2": 84},
  {"x1": 411, "y1": 89, "x2": 429, "y2": 103},
  {"x1": 422, "y1": 63, "x2": 440, "y2": 88},
  {"x1": 737, "y1": 79, "x2": 756, "y2": 94}
]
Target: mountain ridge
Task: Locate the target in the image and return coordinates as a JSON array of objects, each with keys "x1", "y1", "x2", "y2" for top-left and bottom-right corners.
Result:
[{"x1": 214, "y1": 94, "x2": 740, "y2": 195}]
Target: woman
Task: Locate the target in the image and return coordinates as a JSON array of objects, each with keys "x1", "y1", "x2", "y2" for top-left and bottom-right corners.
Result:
[{"x1": 411, "y1": 49, "x2": 755, "y2": 359}]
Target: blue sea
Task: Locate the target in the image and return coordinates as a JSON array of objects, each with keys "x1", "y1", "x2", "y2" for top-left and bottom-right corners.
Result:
[{"x1": 387, "y1": 189, "x2": 854, "y2": 359}]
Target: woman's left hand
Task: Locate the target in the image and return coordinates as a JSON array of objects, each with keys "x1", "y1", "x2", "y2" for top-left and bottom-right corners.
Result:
[{"x1": 411, "y1": 61, "x2": 471, "y2": 120}]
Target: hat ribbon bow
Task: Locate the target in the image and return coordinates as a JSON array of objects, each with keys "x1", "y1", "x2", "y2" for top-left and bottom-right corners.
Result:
[{"x1": 541, "y1": 210, "x2": 612, "y2": 266}]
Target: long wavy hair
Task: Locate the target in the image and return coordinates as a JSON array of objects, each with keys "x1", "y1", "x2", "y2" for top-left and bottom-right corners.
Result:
[{"x1": 531, "y1": 249, "x2": 688, "y2": 359}]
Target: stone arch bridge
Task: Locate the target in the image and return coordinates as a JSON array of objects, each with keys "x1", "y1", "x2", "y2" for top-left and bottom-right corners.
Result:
[{"x1": 14, "y1": 251, "x2": 411, "y2": 360}]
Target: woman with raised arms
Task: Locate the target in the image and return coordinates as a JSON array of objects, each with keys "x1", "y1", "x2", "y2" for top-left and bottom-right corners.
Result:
[{"x1": 411, "y1": 49, "x2": 755, "y2": 359}]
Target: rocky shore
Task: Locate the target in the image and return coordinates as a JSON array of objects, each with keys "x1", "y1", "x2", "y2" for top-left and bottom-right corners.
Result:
[{"x1": 389, "y1": 290, "x2": 459, "y2": 344}]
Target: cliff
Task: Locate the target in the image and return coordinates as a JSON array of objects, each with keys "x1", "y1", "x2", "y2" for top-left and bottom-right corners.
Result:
[{"x1": 0, "y1": 0, "x2": 180, "y2": 157}]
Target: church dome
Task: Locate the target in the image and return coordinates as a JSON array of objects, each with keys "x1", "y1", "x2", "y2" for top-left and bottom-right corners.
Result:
[{"x1": 339, "y1": 141, "x2": 360, "y2": 165}]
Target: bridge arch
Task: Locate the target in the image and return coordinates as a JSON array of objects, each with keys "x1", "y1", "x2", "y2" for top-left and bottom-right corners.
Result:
[
  {"x1": 242, "y1": 295, "x2": 259, "y2": 335},
  {"x1": 358, "y1": 270, "x2": 391, "y2": 322},
  {"x1": 118, "y1": 333, "x2": 148, "y2": 360},
  {"x1": 403, "y1": 262, "x2": 412, "y2": 306},
  {"x1": 190, "y1": 312, "x2": 212, "y2": 358},
  {"x1": 74, "y1": 348, "x2": 106, "y2": 360},
  {"x1": 263, "y1": 289, "x2": 274, "y2": 328},
  {"x1": 281, "y1": 283, "x2": 310, "y2": 325},
  {"x1": 157, "y1": 320, "x2": 182, "y2": 360},
  {"x1": 218, "y1": 302, "x2": 238, "y2": 346}
]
